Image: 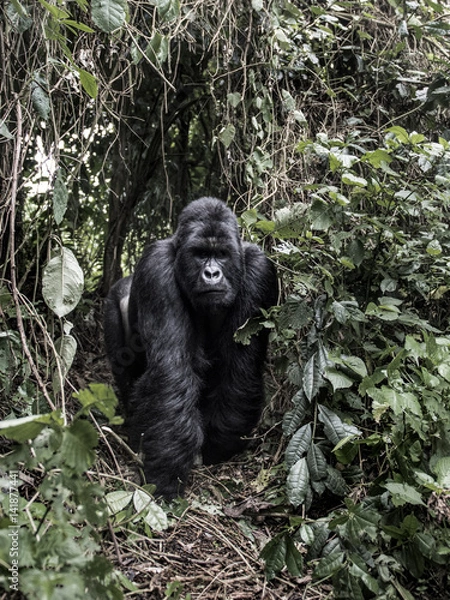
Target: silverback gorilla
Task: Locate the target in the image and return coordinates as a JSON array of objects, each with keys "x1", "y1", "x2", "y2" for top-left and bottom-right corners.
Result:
[{"x1": 104, "y1": 197, "x2": 277, "y2": 499}]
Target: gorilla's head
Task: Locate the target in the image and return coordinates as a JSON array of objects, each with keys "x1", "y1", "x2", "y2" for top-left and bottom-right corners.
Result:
[{"x1": 173, "y1": 197, "x2": 244, "y2": 312}]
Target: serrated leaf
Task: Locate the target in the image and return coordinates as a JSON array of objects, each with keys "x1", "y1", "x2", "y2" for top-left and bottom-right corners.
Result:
[
  {"x1": 74, "y1": 383, "x2": 119, "y2": 421},
  {"x1": 278, "y1": 296, "x2": 313, "y2": 330},
  {"x1": 310, "y1": 199, "x2": 334, "y2": 230},
  {"x1": 42, "y1": 247, "x2": 84, "y2": 317},
  {"x1": 62, "y1": 420, "x2": 98, "y2": 472},
  {"x1": 285, "y1": 423, "x2": 312, "y2": 468},
  {"x1": 91, "y1": 0, "x2": 127, "y2": 33},
  {"x1": 287, "y1": 457, "x2": 310, "y2": 508},
  {"x1": 366, "y1": 387, "x2": 422, "y2": 418}
]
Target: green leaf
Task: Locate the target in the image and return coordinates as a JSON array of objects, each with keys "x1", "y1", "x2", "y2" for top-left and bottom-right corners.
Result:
[
  {"x1": 313, "y1": 552, "x2": 344, "y2": 579},
  {"x1": 42, "y1": 247, "x2": 84, "y2": 317},
  {"x1": 433, "y1": 457, "x2": 450, "y2": 488},
  {"x1": 146, "y1": 32, "x2": 169, "y2": 65},
  {"x1": 260, "y1": 534, "x2": 287, "y2": 580},
  {"x1": 363, "y1": 148, "x2": 393, "y2": 168},
  {"x1": 341, "y1": 172, "x2": 367, "y2": 187},
  {"x1": 0, "y1": 120, "x2": 14, "y2": 140},
  {"x1": 143, "y1": 500, "x2": 169, "y2": 531},
  {"x1": 31, "y1": 74, "x2": 50, "y2": 120},
  {"x1": 218, "y1": 124, "x2": 236, "y2": 148},
  {"x1": 78, "y1": 69, "x2": 98, "y2": 99},
  {"x1": 105, "y1": 490, "x2": 133, "y2": 515},
  {"x1": 310, "y1": 198, "x2": 334, "y2": 230},
  {"x1": 55, "y1": 334, "x2": 77, "y2": 377},
  {"x1": 285, "y1": 423, "x2": 312, "y2": 468},
  {"x1": 227, "y1": 92, "x2": 241, "y2": 108},
  {"x1": 324, "y1": 367, "x2": 354, "y2": 391},
  {"x1": 307, "y1": 443, "x2": 327, "y2": 481},
  {"x1": 0, "y1": 413, "x2": 62, "y2": 442},
  {"x1": 53, "y1": 169, "x2": 68, "y2": 225},
  {"x1": 283, "y1": 391, "x2": 309, "y2": 436},
  {"x1": 318, "y1": 405, "x2": 361, "y2": 445},
  {"x1": 61, "y1": 420, "x2": 98, "y2": 472},
  {"x1": 303, "y1": 353, "x2": 323, "y2": 400},
  {"x1": 285, "y1": 536, "x2": 304, "y2": 577},
  {"x1": 37, "y1": 0, "x2": 70, "y2": 19},
  {"x1": 155, "y1": 0, "x2": 180, "y2": 22},
  {"x1": 251, "y1": 0, "x2": 264, "y2": 10},
  {"x1": 91, "y1": 0, "x2": 127, "y2": 33},
  {"x1": 74, "y1": 383, "x2": 119, "y2": 421},
  {"x1": 387, "y1": 125, "x2": 410, "y2": 144},
  {"x1": 278, "y1": 296, "x2": 314, "y2": 330},
  {"x1": 366, "y1": 387, "x2": 422, "y2": 419},
  {"x1": 287, "y1": 457, "x2": 310, "y2": 508},
  {"x1": 339, "y1": 356, "x2": 368, "y2": 378},
  {"x1": 384, "y1": 482, "x2": 425, "y2": 507},
  {"x1": 325, "y1": 465, "x2": 348, "y2": 496}
]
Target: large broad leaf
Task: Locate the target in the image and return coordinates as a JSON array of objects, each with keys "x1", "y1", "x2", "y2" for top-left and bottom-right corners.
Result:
[
  {"x1": 0, "y1": 412, "x2": 62, "y2": 442},
  {"x1": 283, "y1": 390, "x2": 309, "y2": 436},
  {"x1": 91, "y1": 0, "x2": 127, "y2": 33},
  {"x1": 61, "y1": 420, "x2": 98, "y2": 472},
  {"x1": 285, "y1": 423, "x2": 312, "y2": 468},
  {"x1": 318, "y1": 405, "x2": 361, "y2": 445},
  {"x1": 286, "y1": 457, "x2": 310, "y2": 508},
  {"x1": 42, "y1": 247, "x2": 84, "y2": 317},
  {"x1": 303, "y1": 353, "x2": 322, "y2": 401},
  {"x1": 105, "y1": 490, "x2": 133, "y2": 515},
  {"x1": 307, "y1": 443, "x2": 327, "y2": 481},
  {"x1": 133, "y1": 489, "x2": 168, "y2": 531}
]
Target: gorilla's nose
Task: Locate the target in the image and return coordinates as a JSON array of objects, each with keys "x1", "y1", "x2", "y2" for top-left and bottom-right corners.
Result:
[{"x1": 203, "y1": 265, "x2": 223, "y2": 283}]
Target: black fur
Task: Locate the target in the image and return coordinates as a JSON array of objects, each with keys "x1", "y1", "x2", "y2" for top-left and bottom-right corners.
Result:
[{"x1": 104, "y1": 197, "x2": 277, "y2": 498}]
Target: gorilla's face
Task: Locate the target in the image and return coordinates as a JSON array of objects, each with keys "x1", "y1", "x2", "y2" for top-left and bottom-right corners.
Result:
[{"x1": 173, "y1": 198, "x2": 244, "y2": 312}]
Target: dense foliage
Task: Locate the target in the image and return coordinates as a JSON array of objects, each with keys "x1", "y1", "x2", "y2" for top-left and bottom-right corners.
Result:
[{"x1": 1, "y1": 0, "x2": 449, "y2": 598}]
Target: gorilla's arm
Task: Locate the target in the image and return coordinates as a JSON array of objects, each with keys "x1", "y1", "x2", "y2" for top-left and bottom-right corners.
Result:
[
  {"x1": 126, "y1": 240, "x2": 204, "y2": 498},
  {"x1": 201, "y1": 244, "x2": 277, "y2": 463}
]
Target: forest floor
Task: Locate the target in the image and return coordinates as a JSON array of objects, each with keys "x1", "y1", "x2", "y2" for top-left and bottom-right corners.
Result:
[{"x1": 73, "y1": 309, "x2": 334, "y2": 600}]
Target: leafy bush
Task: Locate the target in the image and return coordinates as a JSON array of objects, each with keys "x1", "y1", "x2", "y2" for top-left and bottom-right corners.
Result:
[
  {"x1": 0, "y1": 385, "x2": 124, "y2": 599},
  {"x1": 255, "y1": 127, "x2": 450, "y2": 597}
]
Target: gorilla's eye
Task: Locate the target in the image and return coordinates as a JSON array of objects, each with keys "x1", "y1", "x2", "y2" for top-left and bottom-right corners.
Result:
[
  {"x1": 215, "y1": 249, "x2": 229, "y2": 260},
  {"x1": 192, "y1": 248, "x2": 212, "y2": 261}
]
